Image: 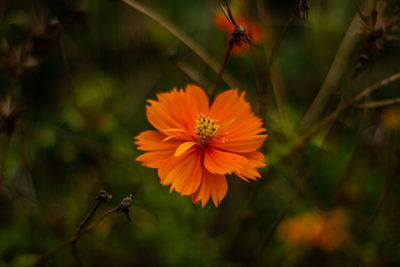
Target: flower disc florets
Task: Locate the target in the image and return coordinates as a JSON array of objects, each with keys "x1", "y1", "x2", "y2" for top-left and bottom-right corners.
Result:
[{"x1": 195, "y1": 113, "x2": 219, "y2": 145}]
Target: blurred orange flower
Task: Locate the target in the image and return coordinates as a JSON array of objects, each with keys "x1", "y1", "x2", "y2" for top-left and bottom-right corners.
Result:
[
  {"x1": 381, "y1": 106, "x2": 400, "y2": 131},
  {"x1": 214, "y1": 12, "x2": 262, "y2": 56},
  {"x1": 276, "y1": 208, "x2": 349, "y2": 252},
  {"x1": 135, "y1": 85, "x2": 267, "y2": 207}
]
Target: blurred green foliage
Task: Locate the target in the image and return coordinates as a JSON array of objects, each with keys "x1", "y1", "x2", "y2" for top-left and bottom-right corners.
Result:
[{"x1": 1, "y1": 0, "x2": 400, "y2": 266}]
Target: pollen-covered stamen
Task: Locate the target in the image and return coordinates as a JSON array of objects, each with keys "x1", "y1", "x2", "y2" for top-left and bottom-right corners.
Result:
[{"x1": 195, "y1": 113, "x2": 219, "y2": 145}]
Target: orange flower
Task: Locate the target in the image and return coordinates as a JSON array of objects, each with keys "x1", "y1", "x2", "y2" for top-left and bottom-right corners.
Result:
[
  {"x1": 381, "y1": 106, "x2": 400, "y2": 131},
  {"x1": 135, "y1": 85, "x2": 267, "y2": 207},
  {"x1": 276, "y1": 209, "x2": 349, "y2": 252},
  {"x1": 214, "y1": 12, "x2": 262, "y2": 56}
]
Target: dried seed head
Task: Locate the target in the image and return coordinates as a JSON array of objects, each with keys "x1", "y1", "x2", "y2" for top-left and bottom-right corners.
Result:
[
  {"x1": 358, "y1": 1, "x2": 400, "y2": 53},
  {"x1": 0, "y1": 41, "x2": 39, "y2": 79},
  {"x1": 96, "y1": 190, "x2": 112, "y2": 202},
  {"x1": 0, "y1": 97, "x2": 22, "y2": 135},
  {"x1": 297, "y1": 0, "x2": 310, "y2": 19},
  {"x1": 121, "y1": 193, "x2": 134, "y2": 208},
  {"x1": 119, "y1": 193, "x2": 135, "y2": 221}
]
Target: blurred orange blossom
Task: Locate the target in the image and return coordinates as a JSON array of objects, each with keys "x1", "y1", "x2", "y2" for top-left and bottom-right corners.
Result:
[
  {"x1": 276, "y1": 208, "x2": 349, "y2": 252},
  {"x1": 135, "y1": 85, "x2": 267, "y2": 207},
  {"x1": 381, "y1": 106, "x2": 400, "y2": 131}
]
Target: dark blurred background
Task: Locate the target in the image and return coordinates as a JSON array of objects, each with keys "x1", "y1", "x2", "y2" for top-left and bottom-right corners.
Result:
[{"x1": 1, "y1": 0, "x2": 400, "y2": 266}]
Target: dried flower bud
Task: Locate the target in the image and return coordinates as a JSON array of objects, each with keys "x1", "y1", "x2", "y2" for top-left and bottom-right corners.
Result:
[
  {"x1": 358, "y1": 1, "x2": 400, "y2": 53},
  {"x1": 297, "y1": 0, "x2": 309, "y2": 18},
  {"x1": 96, "y1": 190, "x2": 112, "y2": 202},
  {"x1": 120, "y1": 193, "x2": 134, "y2": 208},
  {"x1": 0, "y1": 97, "x2": 22, "y2": 135},
  {"x1": 118, "y1": 193, "x2": 135, "y2": 221},
  {"x1": 0, "y1": 43, "x2": 38, "y2": 79}
]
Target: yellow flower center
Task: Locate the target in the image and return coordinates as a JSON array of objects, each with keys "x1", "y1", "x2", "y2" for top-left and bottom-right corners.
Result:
[{"x1": 195, "y1": 113, "x2": 219, "y2": 145}]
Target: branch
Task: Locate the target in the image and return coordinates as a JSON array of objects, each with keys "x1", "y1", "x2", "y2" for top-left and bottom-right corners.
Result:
[
  {"x1": 32, "y1": 193, "x2": 133, "y2": 267},
  {"x1": 0, "y1": 133, "x2": 10, "y2": 184},
  {"x1": 354, "y1": 72, "x2": 400, "y2": 102},
  {"x1": 71, "y1": 190, "x2": 113, "y2": 266},
  {"x1": 33, "y1": 206, "x2": 119, "y2": 266},
  {"x1": 291, "y1": 72, "x2": 400, "y2": 154},
  {"x1": 75, "y1": 190, "x2": 112, "y2": 235},
  {"x1": 356, "y1": 98, "x2": 400, "y2": 109},
  {"x1": 300, "y1": 12, "x2": 362, "y2": 128}
]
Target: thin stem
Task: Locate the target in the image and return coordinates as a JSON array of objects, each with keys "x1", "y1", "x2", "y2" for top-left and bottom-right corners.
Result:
[
  {"x1": 33, "y1": 205, "x2": 121, "y2": 266},
  {"x1": 336, "y1": 77, "x2": 356, "y2": 115},
  {"x1": 210, "y1": 42, "x2": 234, "y2": 103},
  {"x1": 296, "y1": 71, "x2": 400, "y2": 148},
  {"x1": 72, "y1": 243, "x2": 82, "y2": 267},
  {"x1": 300, "y1": 12, "x2": 362, "y2": 128},
  {"x1": 267, "y1": 13, "x2": 296, "y2": 71},
  {"x1": 356, "y1": 97, "x2": 400, "y2": 109},
  {"x1": 354, "y1": 72, "x2": 400, "y2": 101},
  {"x1": 79, "y1": 206, "x2": 121, "y2": 236},
  {"x1": 256, "y1": 0, "x2": 291, "y2": 123},
  {"x1": 71, "y1": 198, "x2": 102, "y2": 266},
  {"x1": 120, "y1": 0, "x2": 240, "y2": 89},
  {"x1": 242, "y1": 4, "x2": 265, "y2": 116},
  {"x1": 76, "y1": 199, "x2": 102, "y2": 235},
  {"x1": 0, "y1": 133, "x2": 10, "y2": 184},
  {"x1": 58, "y1": 37, "x2": 77, "y2": 103}
]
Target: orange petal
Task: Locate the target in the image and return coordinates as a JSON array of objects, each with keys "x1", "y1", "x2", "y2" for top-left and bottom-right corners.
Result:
[
  {"x1": 210, "y1": 90, "x2": 250, "y2": 126},
  {"x1": 185, "y1": 84, "x2": 209, "y2": 112},
  {"x1": 135, "y1": 130, "x2": 181, "y2": 151},
  {"x1": 146, "y1": 101, "x2": 183, "y2": 132},
  {"x1": 191, "y1": 170, "x2": 227, "y2": 207},
  {"x1": 234, "y1": 151, "x2": 266, "y2": 181},
  {"x1": 203, "y1": 147, "x2": 248, "y2": 175},
  {"x1": 215, "y1": 134, "x2": 267, "y2": 153},
  {"x1": 157, "y1": 147, "x2": 202, "y2": 195},
  {"x1": 173, "y1": 150, "x2": 203, "y2": 195},
  {"x1": 174, "y1": 141, "x2": 197, "y2": 157},
  {"x1": 146, "y1": 85, "x2": 209, "y2": 140},
  {"x1": 209, "y1": 89, "x2": 267, "y2": 153},
  {"x1": 136, "y1": 150, "x2": 175, "y2": 168},
  {"x1": 209, "y1": 90, "x2": 265, "y2": 137}
]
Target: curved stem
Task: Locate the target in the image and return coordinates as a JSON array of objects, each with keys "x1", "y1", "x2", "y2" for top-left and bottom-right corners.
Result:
[
  {"x1": 0, "y1": 133, "x2": 10, "y2": 184},
  {"x1": 33, "y1": 206, "x2": 121, "y2": 266},
  {"x1": 267, "y1": 13, "x2": 296, "y2": 71},
  {"x1": 71, "y1": 199, "x2": 102, "y2": 266},
  {"x1": 285, "y1": 71, "x2": 400, "y2": 159},
  {"x1": 356, "y1": 97, "x2": 400, "y2": 109},
  {"x1": 121, "y1": 0, "x2": 241, "y2": 90},
  {"x1": 76, "y1": 199, "x2": 102, "y2": 235},
  {"x1": 256, "y1": 0, "x2": 293, "y2": 126},
  {"x1": 210, "y1": 42, "x2": 234, "y2": 103},
  {"x1": 300, "y1": 11, "x2": 362, "y2": 128}
]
